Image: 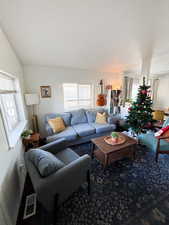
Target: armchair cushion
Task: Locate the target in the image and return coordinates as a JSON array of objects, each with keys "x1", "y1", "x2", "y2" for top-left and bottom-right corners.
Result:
[
  {"x1": 27, "y1": 149, "x2": 65, "y2": 177},
  {"x1": 40, "y1": 138, "x2": 67, "y2": 154},
  {"x1": 55, "y1": 148, "x2": 79, "y2": 165}
]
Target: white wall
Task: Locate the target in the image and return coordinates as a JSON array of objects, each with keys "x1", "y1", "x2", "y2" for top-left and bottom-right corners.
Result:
[
  {"x1": 24, "y1": 65, "x2": 122, "y2": 135},
  {"x1": 155, "y1": 75, "x2": 169, "y2": 109},
  {"x1": 0, "y1": 28, "x2": 26, "y2": 225}
]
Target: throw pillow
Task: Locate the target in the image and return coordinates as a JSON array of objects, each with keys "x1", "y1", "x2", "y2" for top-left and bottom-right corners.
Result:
[
  {"x1": 27, "y1": 149, "x2": 65, "y2": 177},
  {"x1": 48, "y1": 117, "x2": 65, "y2": 133},
  {"x1": 95, "y1": 112, "x2": 107, "y2": 124}
]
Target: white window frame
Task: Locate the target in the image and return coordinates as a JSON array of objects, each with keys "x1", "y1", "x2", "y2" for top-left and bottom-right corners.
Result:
[
  {"x1": 0, "y1": 71, "x2": 27, "y2": 149},
  {"x1": 131, "y1": 78, "x2": 140, "y2": 101},
  {"x1": 63, "y1": 83, "x2": 94, "y2": 110}
]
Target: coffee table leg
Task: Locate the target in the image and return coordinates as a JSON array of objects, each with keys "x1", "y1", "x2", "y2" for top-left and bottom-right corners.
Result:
[
  {"x1": 104, "y1": 154, "x2": 108, "y2": 168},
  {"x1": 91, "y1": 143, "x2": 95, "y2": 159},
  {"x1": 132, "y1": 144, "x2": 136, "y2": 160}
]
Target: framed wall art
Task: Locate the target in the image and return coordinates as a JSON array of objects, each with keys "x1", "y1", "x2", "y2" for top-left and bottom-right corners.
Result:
[{"x1": 40, "y1": 86, "x2": 51, "y2": 98}]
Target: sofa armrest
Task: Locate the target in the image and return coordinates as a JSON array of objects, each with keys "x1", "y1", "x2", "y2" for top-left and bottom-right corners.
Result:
[
  {"x1": 107, "y1": 115, "x2": 119, "y2": 125},
  {"x1": 40, "y1": 138, "x2": 67, "y2": 153},
  {"x1": 45, "y1": 123, "x2": 53, "y2": 136},
  {"x1": 157, "y1": 136, "x2": 169, "y2": 140}
]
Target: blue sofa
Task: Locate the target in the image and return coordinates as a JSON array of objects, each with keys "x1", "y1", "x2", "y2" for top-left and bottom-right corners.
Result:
[{"x1": 45, "y1": 108, "x2": 117, "y2": 145}]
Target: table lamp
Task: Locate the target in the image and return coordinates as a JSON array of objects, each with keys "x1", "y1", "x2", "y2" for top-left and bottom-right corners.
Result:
[{"x1": 25, "y1": 93, "x2": 40, "y2": 133}]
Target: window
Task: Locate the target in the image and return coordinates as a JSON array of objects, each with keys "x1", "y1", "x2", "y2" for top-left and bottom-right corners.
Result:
[
  {"x1": 63, "y1": 83, "x2": 93, "y2": 110},
  {"x1": 0, "y1": 72, "x2": 26, "y2": 148},
  {"x1": 131, "y1": 79, "x2": 139, "y2": 101}
]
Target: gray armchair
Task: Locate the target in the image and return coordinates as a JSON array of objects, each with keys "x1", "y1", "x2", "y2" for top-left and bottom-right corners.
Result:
[{"x1": 25, "y1": 138, "x2": 91, "y2": 223}]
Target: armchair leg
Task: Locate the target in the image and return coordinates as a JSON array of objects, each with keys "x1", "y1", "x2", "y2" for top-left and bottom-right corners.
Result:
[
  {"x1": 155, "y1": 152, "x2": 159, "y2": 163},
  {"x1": 87, "y1": 170, "x2": 90, "y2": 195},
  {"x1": 50, "y1": 194, "x2": 58, "y2": 225},
  {"x1": 156, "y1": 139, "x2": 160, "y2": 163}
]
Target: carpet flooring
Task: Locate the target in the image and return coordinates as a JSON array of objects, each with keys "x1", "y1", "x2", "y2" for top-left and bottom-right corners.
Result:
[{"x1": 55, "y1": 144, "x2": 169, "y2": 225}]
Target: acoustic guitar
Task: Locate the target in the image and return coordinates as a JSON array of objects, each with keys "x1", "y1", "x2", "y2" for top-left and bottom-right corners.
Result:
[{"x1": 96, "y1": 80, "x2": 106, "y2": 106}]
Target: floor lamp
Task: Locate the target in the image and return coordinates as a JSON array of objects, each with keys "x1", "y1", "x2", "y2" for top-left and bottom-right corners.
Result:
[{"x1": 25, "y1": 93, "x2": 40, "y2": 133}]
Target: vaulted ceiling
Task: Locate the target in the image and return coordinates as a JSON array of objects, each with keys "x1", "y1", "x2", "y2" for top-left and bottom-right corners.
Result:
[{"x1": 0, "y1": 0, "x2": 169, "y2": 76}]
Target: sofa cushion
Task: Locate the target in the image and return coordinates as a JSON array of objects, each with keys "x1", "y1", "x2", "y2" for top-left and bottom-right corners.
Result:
[
  {"x1": 27, "y1": 149, "x2": 65, "y2": 177},
  {"x1": 47, "y1": 126, "x2": 77, "y2": 142},
  {"x1": 90, "y1": 123, "x2": 116, "y2": 134},
  {"x1": 72, "y1": 123, "x2": 96, "y2": 137},
  {"x1": 86, "y1": 111, "x2": 97, "y2": 123},
  {"x1": 55, "y1": 148, "x2": 79, "y2": 165},
  {"x1": 70, "y1": 109, "x2": 87, "y2": 125},
  {"x1": 45, "y1": 112, "x2": 71, "y2": 126},
  {"x1": 139, "y1": 132, "x2": 169, "y2": 151}
]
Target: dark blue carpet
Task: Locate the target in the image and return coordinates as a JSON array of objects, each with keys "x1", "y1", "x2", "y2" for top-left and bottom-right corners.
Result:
[{"x1": 56, "y1": 144, "x2": 169, "y2": 225}]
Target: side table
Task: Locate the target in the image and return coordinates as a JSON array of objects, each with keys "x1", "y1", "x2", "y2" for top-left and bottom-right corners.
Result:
[{"x1": 23, "y1": 133, "x2": 41, "y2": 151}]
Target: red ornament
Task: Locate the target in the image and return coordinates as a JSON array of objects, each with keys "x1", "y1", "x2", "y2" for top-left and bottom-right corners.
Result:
[
  {"x1": 141, "y1": 90, "x2": 147, "y2": 95},
  {"x1": 147, "y1": 122, "x2": 152, "y2": 128},
  {"x1": 128, "y1": 107, "x2": 132, "y2": 111}
]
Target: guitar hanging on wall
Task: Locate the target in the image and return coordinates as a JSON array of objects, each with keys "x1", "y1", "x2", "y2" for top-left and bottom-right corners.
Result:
[{"x1": 96, "y1": 80, "x2": 106, "y2": 106}]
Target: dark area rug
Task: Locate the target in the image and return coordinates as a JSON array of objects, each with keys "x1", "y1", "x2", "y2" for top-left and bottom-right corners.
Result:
[{"x1": 56, "y1": 144, "x2": 169, "y2": 225}]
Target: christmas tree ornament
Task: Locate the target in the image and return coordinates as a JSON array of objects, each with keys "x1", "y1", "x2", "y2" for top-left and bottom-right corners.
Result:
[{"x1": 141, "y1": 90, "x2": 147, "y2": 94}]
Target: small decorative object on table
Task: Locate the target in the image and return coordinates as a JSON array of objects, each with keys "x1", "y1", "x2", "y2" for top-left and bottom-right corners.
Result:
[
  {"x1": 104, "y1": 132, "x2": 126, "y2": 145},
  {"x1": 22, "y1": 131, "x2": 41, "y2": 151},
  {"x1": 21, "y1": 129, "x2": 33, "y2": 139},
  {"x1": 111, "y1": 132, "x2": 119, "y2": 143}
]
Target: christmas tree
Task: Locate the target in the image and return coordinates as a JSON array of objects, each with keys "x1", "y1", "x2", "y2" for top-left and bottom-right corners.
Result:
[{"x1": 126, "y1": 77, "x2": 155, "y2": 134}]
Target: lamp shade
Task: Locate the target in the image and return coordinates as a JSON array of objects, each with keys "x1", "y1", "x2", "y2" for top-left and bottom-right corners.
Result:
[{"x1": 25, "y1": 93, "x2": 40, "y2": 106}]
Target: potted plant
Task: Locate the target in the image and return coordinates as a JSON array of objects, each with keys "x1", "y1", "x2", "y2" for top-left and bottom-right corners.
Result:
[
  {"x1": 21, "y1": 129, "x2": 33, "y2": 139},
  {"x1": 111, "y1": 132, "x2": 119, "y2": 143}
]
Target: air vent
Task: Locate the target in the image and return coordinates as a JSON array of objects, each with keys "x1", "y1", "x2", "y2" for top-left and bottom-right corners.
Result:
[{"x1": 23, "y1": 193, "x2": 37, "y2": 219}]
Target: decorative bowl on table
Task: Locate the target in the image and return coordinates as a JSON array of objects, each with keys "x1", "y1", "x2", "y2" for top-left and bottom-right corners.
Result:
[{"x1": 104, "y1": 132, "x2": 126, "y2": 146}]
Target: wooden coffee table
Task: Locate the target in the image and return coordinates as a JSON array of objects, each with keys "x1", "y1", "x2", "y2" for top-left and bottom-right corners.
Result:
[{"x1": 91, "y1": 132, "x2": 137, "y2": 168}]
